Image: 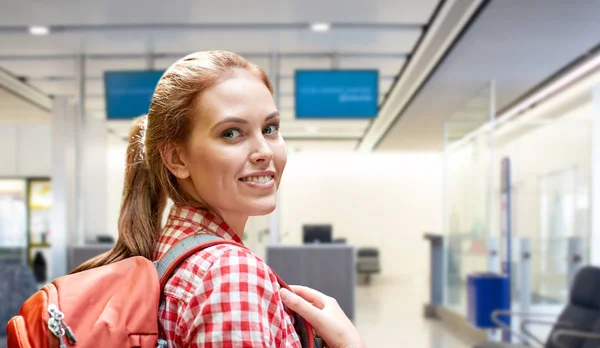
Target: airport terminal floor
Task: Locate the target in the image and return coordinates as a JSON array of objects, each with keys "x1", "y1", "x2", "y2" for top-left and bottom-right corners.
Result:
[{"x1": 355, "y1": 282, "x2": 471, "y2": 348}]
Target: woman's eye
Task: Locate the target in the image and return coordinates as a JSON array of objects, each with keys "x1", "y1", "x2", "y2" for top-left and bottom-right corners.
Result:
[
  {"x1": 222, "y1": 129, "x2": 242, "y2": 139},
  {"x1": 263, "y1": 124, "x2": 280, "y2": 135}
]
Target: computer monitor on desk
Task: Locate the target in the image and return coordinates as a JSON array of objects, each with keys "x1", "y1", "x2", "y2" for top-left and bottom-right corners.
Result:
[{"x1": 303, "y1": 224, "x2": 332, "y2": 244}]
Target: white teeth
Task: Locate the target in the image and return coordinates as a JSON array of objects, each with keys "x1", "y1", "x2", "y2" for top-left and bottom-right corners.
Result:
[{"x1": 242, "y1": 175, "x2": 273, "y2": 184}]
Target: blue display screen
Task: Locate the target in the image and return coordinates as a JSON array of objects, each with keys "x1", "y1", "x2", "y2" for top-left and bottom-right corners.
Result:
[
  {"x1": 295, "y1": 70, "x2": 379, "y2": 118},
  {"x1": 104, "y1": 71, "x2": 164, "y2": 119}
]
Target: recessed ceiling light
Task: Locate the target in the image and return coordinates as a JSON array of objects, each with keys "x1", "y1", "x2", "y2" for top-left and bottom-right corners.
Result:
[
  {"x1": 310, "y1": 23, "x2": 331, "y2": 32},
  {"x1": 29, "y1": 26, "x2": 50, "y2": 36}
]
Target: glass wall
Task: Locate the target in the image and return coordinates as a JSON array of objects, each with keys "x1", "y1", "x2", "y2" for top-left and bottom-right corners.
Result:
[
  {"x1": 443, "y1": 83, "x2": 494, "y2": 315},
  {"x1": 442, "y1": 83, "x2": 594, "y2": 316},
  {"x1": 493, "y1": 111, "x2": 593, "y2": 306}
]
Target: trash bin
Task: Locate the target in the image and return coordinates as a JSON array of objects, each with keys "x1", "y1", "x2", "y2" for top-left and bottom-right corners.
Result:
[{"x1": 467, "y1": 273, "x2": 510, "y2": 329}]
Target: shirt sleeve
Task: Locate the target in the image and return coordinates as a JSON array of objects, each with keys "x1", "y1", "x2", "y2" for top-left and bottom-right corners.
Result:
[{"x1": 176, "y1": 247, "x2": 293, "y2": 347}]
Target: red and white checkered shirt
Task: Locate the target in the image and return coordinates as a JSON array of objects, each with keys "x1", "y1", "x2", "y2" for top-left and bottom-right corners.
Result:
[{"x1": 152, "y1": 205, "x2": 302, "y2": 348}]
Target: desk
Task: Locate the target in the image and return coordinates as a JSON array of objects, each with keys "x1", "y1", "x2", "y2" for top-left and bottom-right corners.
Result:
[
  {"x1": 266, "y1": 244, "x2": 356, "y2": 322},
  {"x1": 68, "y1": 244, "x2": 114, "y2": 272}
]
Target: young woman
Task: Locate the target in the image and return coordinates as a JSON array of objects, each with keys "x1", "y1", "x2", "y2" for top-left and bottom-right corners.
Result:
[{"x1": 74, "y1": 51, "x2": 365, "y2": 347}]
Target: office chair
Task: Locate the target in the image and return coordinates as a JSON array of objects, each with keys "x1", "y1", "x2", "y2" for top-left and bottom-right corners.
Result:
[
  {"x1": 0, "y1": 254, "x2": 39, "y2": 346},
  {"x1": 476, "y1": 265, "x2": 600, "y2": 348},
  {"x1": 356, "y1": 247, "x2": 380, "y2": 285}
]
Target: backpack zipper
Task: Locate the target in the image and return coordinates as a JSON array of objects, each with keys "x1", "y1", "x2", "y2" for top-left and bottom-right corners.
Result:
[
  {"x1": 44, "y1": 284, "x2": 77, "y2": 347},
  {"x1": 47, "y1": 304, "x2": 77, "y2": 346}
]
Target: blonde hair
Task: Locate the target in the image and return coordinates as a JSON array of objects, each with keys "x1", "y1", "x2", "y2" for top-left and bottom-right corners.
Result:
[{"x1": 72, "y1": 51, "x2": 273, "y2": 272}]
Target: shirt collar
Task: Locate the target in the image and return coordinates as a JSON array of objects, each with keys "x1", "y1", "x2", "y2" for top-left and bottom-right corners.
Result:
[{"x1": 165, "y1": 205, "x2": 243, "y2": 244}]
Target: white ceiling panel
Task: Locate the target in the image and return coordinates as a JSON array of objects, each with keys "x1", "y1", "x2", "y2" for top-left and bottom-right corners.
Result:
[
  {"x1": 280, "y1": 58, "x2": 333, "y2": 75},
  {"x1": 152, "y1": 58, "x2": 180, "y2": 70},
  {"x1": 86, "y1": 58, "x2": 148, "y2": 75},
  {"x1": 0, "y1": 32, "x2": 158, "y2": 55},
  {"x1": 81, "y1": 34, "x2": 154, "y2": 54},
  {"x1": 0, "y1": 33, "x2": 149, "y2": 55},
  {"x1": 0, "y1": 88, "x2": 50, "y2": 123},
  {"x1": 85, "y1": 96, "x2": 106, "y2": 110},
  {"x1": 28, "y1": 80, "x2": 76, "y2": 95},
  {"x1": 146, "y1": 29, "x2": 421, "y2": 54},
  {"x1": 339, "y1": 57, "x2": 406, "y2": 75},
  {"x1": 0, "y1": 35, "x2": 83, "y2": 55},
  {"x1": 278, "y1": 79, "x2": 295, "y2": 94},
  {"x1": 0, "y1": 59, "x2": 75, "y2": 77},
  {"x1": 0, "y1": 0, "x2": 438, "y2": 26},
  {"x1": 152, "y1": 31, "x2": 284, "y2": 55},
  {"x1": 85, "y1": 80, "x2": 105, "y2": 95},
  {"x1": 278, "y1": 96, "x2": 295, "y2": 111},
  {"x1": 379, "y1": 80, "x2": 393, "y2": 97},
  {"x1": 278, "y1": 29, "x2": 420, "y2": 54}
]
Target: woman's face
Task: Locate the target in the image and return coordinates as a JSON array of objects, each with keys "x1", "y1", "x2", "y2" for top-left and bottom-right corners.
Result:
[{"x1": 179, "y1": 69, "x2": 286, "y2": 218}]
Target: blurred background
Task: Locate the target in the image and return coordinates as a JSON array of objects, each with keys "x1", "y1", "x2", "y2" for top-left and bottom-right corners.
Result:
[{"x1": 1, "y1": 0, "x2": 600, "y2": 347}]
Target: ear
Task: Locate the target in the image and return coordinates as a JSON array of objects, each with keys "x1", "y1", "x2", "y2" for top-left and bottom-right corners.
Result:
[{"x1": 159, "y1": 142, "x2": 191, "y2": 179}]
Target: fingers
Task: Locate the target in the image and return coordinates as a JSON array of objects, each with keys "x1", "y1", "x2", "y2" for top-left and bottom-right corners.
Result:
[
  {"x1": 280, "y1": 288, "x2": 324, "y2": 326},
  {"x1": 287, "y1": 285, "x2": 327, "y2": 309}
]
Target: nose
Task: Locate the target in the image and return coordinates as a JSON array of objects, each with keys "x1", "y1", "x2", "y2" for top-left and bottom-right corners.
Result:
[{"x1": 249, "y1": 136, "x2": 274, "y2": 164}]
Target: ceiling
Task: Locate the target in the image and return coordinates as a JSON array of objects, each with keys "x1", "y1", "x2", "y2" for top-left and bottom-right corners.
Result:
[
  {"x1": 0, "y1": 84, "x2": 49, "y2": 124},
  {"x1": 0, "y1": 70, "x2": 50, "y2": 125},
  {"x1": 6, "y1": 0, "x2": 595, "y2": 153},
  {"x1": 374, "y1": 0, "x2": 600, "y2": 151},
  {"x1": 0, "y1": 0, "x2": 437, "y2": 26},
  {"x1": 0, "y1": 0, "x2": 444, "y2": 150}
]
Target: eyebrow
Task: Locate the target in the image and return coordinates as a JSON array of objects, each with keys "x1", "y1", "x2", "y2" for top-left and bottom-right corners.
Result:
[{"x1": 211, "y1": 111, "x2": 280, "y2": 130}]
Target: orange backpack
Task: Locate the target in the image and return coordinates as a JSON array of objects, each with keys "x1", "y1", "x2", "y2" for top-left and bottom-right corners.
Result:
[{"x1": 6, "y1": 234, "x2": 315, "y2": 348}]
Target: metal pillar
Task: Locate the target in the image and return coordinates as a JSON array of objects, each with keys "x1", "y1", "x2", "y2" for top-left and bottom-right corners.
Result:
[
  {"x1": 487, "y1": 80, "x2": 496, "y2": 241},
  {"x1": 74, "y1": 54, "x2": 86, "y2": 245},
  {"x1": 488, "y1": 236, "x2": 499, "y2": 273},
  {"x1": 268, "y1": 52, "x2": 281, "y2": 245},
  {"x1": 567, "y1": 236, "x2": 583, "y2": 289},
  {"x1": 50, "y1": 97, "x2": 74, "y2": 278},
  {"x1": 330, "y1": 53, "x2": 340, "y2": 70},
  {"x1": 592, "y1": 84, "x2": 600, "y2": 266},
  {"x1": 441, "y1": 122, "x2": 449, "y2": 306},
  {"x1": 269, "y1": 52, "x2": 281, "y2": 108},
  {"x1": 146, "y1": 39, "x2": 155, "y2": 70},
  {"x1": 268, "y1": 190, "x2": 281, "y2": 245},
  {"x1": 518, "y1": 238, "x2": 531, "y2": 315},
  {"x1": 424, "y1": 233, "x2": 444, "y2": 319}
]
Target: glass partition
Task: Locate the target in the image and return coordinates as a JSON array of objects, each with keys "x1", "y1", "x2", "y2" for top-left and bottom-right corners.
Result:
[
  {"x1": 442, "y1": 81, "x2": 594, "y2": 318},
  {"x1": 443, "y1": 83, "x2": 494, "y2": 315}
]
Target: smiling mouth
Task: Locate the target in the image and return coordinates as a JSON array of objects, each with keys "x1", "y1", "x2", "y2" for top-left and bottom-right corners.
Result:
[{"x1": 239, "y1": 175, "x2": 275, "y2": 184}]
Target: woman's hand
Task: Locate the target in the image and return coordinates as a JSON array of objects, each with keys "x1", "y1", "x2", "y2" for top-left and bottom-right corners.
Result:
[{"x1": 280, "y1": 285, "x2": 366, "y2": 348}]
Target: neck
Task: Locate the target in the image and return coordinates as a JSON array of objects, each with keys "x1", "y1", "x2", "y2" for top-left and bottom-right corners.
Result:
[
  {"x1": 218, "y1": 211, "x2": 248, "y2": 240},
  {"x1": 176, "y1": 181, "x2": 248, "y2": 239}
]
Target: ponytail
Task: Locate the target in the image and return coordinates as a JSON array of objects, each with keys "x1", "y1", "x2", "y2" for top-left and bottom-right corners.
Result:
[{"x1": 71, "y1": 115, "x2": 166, "y2": 273}]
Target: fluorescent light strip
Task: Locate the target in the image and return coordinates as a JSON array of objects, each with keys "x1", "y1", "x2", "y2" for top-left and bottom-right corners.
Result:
[
  {"x1": 310, "y1": 23, "x2": 330, "y2": 32},
  {"x1": 497, "y1": 53, "x2": 600, "y2": 125},
  {"x1": 357, "y1": 0, "x2": 484, "y2": 152},
  {"x1": 447, "y1": 51, "x2": 600, "y2": 152},
  {"x1": 29, "y1": 26, "x2": 50, "y2": 36},
  {"x1": 0, "y1": 69, "x2": 52, "y2": 111}
]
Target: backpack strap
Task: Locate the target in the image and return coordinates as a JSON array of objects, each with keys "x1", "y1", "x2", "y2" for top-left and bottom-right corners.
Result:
[
  {"x1": 154, "y1": 233, "x2": 243, "y2": 288},
  {"x1": 153, "y1": 233, "x2": 315, "y2": 348}
]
